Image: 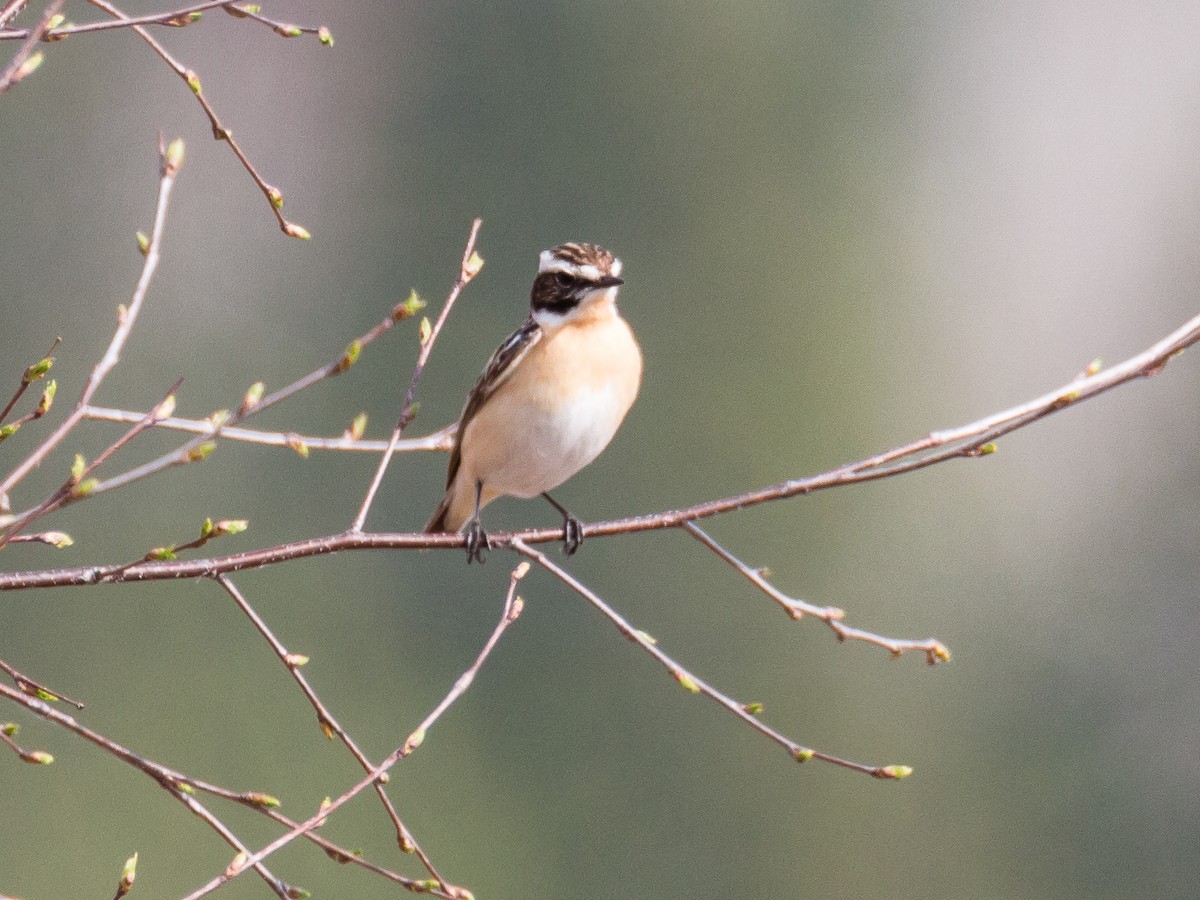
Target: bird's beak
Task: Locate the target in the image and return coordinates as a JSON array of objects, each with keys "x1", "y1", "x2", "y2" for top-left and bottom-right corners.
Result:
[{"x1": 595, "y1": 275, "x2": 624, "y2": 288}]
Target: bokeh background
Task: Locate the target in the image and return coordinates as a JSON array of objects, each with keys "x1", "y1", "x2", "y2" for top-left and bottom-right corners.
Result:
[{"x1": 3, "y1": 2, "x2": 1200, "y2": 897}]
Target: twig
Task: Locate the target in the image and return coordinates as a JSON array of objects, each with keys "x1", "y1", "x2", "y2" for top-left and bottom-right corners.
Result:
[
  {"x1": 0, "y1": 137, "x2": 183, "y2": 501},
  {"x1": 0, "y1": 681, "x2": 294, "y2": 898},
  {"x1": 84, "y1": 0, "x2": 309, "y2": 238},
  {"x1": 682, "y1": 522, "x2": 951, "y2": 663},
  {"x1": 6, "y1": 306, "x2": 1199, "y2": 590},
  {"x1": 1, "y1": 0, "x2": 228, "y2": 38},
  {"x1": 211, "y1": 574, "x2": 450, "y2": 883},
  {"x1": 0, "y1": 336, "x2": 58, "y2": 425},
  {"x1": 45, "y1": 289, "x2": 428, "y2": 505},
  {"x1": 351, "y1": 218, "x2": 484, "y2": 532},
  {"x1": 0, "y1": 0, "x2": 62, "y2": 93},
  {"x1": 0, "y1": 677, "x2": 454, "y2": 896},
  {"x1": 511, "y1": 538, "x2": 910, "y2": 778},
  {"x1": 83, "y1": 405, "x2": 456, "y2": 454},
  {"x1": 0, "y1": 379, "x2": 181, "y2": 547},
  {"x1": 0, "y1": 0, "x2": 31, "y2": 30},
  {"x1": 0, "y1": 657, "x2": 83, "y2": 708},
  {"x1": 179, "y1": 563, "x2": 526, "y2": 900}
]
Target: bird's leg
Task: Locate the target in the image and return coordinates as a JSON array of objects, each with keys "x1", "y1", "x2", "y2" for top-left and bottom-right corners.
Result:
[
  {"x1": 541, "y1": 491, "x2": 583, "y2": 556},
  {"x1": 464, "y1": 480, "x2": 490, "y2": 564}
]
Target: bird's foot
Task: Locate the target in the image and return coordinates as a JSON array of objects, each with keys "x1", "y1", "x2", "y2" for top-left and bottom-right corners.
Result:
[
  {"x1": 464, "y1": 517, "x2": 490, "y2": 564},
  {"x1": 561, "y1": 512, "x2": 584, "y2": 556}
]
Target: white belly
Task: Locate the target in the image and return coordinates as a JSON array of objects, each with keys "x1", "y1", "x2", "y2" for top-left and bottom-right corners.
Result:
[{"x1": 477, "y1": 384, "x2": 625, "y2": 499}]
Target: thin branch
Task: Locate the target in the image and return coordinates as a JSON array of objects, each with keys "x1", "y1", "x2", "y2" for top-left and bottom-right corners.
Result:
[
  {"x1": 0, "y1": 0, "x2": 31, "y2": 30},
  {"x1": 180, "y1": 564, "x2": 526, "y2": 900},
  {"x1": 1, "y1": 0, "x2": 228, "y2": 38},
  {"x1": 351, "y1": 218, "x2": 483, "y2": 532},
  {"x1": 211, "y1": 574, "x2": 450, "y2": 883},
  {"x1": 682, "y1": 522, "x2": 951, "y2": 663},
  {"x1": 0, "y1": 0, "x2": 62, "y2": 93},
  {"x1": 0, "y1": 379, "x2": 181, "y2": 547},
  {"x1": 512, "y1": 539, "x2": 909, "y2": 778},
  {"x1": 83, "y1": 0, "x2": 308, "y2": 237},
  {"x1": 0, "y1": 682, "x2": 294, "y2": 898},
  {"x1": 82, "y1": 405, "x2": 456, "y2": 454},
  {"x1": 48, "y1": 289, "x2": 428, "y2": 505},
  {"x1": 0, "y1": 657, "x2": 84, "y2": 708},
  {"x1": 0, "y1": 678, "x2": 456, "y2": 896},
  {"x1": 0, "y1": 138, "x2": 183, "y2": 500},
  {"x1": 0, "y1": 336, "x2": 59, "y2": 425},
  {"x1": 6, "y1": 306, "x2": 1198, "y2": 590}
]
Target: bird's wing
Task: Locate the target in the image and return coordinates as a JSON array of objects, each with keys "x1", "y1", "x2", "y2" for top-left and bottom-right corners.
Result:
[{"x1": 444, "y1": 316, "x2": 543, "y2": 489}]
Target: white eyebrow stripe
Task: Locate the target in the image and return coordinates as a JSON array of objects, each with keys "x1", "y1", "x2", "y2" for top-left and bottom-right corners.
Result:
[{"x1": 536, "y1": 259, "x2": 615, "y2": 283}]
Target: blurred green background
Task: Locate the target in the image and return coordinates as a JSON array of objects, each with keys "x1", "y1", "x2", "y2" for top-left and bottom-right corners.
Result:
[{"x1": 3, "y1": 2, "x2": 1200, "y2": 897}]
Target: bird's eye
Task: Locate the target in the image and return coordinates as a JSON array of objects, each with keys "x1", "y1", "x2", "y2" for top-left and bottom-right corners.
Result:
[{"x1": 553, "y1": 272, "x2": 573, "y2": 287}]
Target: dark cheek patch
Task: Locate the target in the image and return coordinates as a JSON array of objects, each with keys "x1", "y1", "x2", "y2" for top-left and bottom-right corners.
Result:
[{"x1": 530, "y1": 273, "x2": 582, "y2": 315}]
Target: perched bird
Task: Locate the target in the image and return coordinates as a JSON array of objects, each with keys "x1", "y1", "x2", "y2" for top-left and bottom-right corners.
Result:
[{"x1": 425, "y1": 242, "x2": 642, "y2": 562}]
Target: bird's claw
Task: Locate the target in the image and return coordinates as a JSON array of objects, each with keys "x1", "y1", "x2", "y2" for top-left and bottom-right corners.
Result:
[
  {"x1": 464, "y1": 518, "x2": 490, "y2": 564},
  {"x1": 562, "y1": 513, "x2": 584, "y2": 556}
]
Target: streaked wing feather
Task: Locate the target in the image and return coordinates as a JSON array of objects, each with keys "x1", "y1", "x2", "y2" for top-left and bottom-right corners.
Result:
[{"x1": 444, "y1": 317, "x2": 543, "y2": 489}]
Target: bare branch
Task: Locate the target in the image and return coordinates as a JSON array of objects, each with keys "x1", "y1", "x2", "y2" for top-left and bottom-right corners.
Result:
[
  {"x1": 212, "y1": 574, "x2": 451, "y2": 881},
  {"x1": 0, "y1": 336, "x2": 58, "y2": 425},
  {"x1": 0, "y1": 138, "x2": 183, "y2": 500},
  {"x1": 82, "y1": 405, "x2": 456, "y2": 454},
  {"x1": 83, "y1": 0, "x2": 309, "y2": 237},
  {"x1": 351, "y1": 217, "x2": 484, "y2": 532},
  {"x1": 512, "y1": 538, "x2": 910, "y2": 778},
  {"x1": 179, "y1": 564, "x2": 525, "y2": 900},
  {"x1": 5, "y1": 307, "x2": 1197, "y2": 589},
  {"x1": 683, "y1": 522, "x2": 950, "y2": 663},
  {"x1": 56, "y1": 288, "x2": 429, "y2": 503},
  {"x1": 0, "y1": 0, "x2": 61, "y2": 93}
]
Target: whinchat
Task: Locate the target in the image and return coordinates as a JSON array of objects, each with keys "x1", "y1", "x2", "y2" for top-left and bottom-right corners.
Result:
[{"x1": 425, "y1": 242, "x2": 642, "y2": 562}]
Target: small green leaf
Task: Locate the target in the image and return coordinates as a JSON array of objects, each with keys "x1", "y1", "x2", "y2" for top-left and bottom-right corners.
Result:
[
  {"x1": 70, "y1": 453, "x2": 86, "y2": 480},
  {"x1": 187, "y1": 442, "x2": 217, "y2": 462},
  {"x1": 392, "y1": 289, "x2": 426, "y2": 321},
  {"x1": 335, "y1": 340, "x2": 361, "y2": 374}
]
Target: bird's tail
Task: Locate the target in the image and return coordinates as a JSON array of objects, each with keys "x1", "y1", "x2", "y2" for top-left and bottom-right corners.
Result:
[{"x1": 424, "y1": 490, "x2": 455, "y2": 533}]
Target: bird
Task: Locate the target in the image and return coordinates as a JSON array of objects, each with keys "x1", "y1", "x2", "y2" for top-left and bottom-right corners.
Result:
[{"x1": 425, "y1": 242, "x2": 642, "y2": 563}]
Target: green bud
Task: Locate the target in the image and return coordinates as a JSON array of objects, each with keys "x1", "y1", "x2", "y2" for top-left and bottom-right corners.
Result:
[
  {"x1": 463, "y1": 250, "x2": 485, "y2": 279},
  {"x1": 335, "y1": 340, "x2": 361, "y2": 374},
  {"x1": 318, "y1": 26, "x2": 333, "y2": 46},
  {"x1": 70, "y1": 453, "x2": 86, "y2": 480},
  {"x1": 404, "y1": 727, "x2": 426, "y2": 753},
  {"x1": 187, "y1": 441, "x2": 217, "y2": 462},
  {"x1": 185, "y1": 71, "x2": 201, "y2": 95},
  {"x1": 24, "y1": 749, "x2": 55, "y2": 765},
  {"x1": 240, "y1": 381, "x2": 264, "y2": 414},
  {"x1": 136, "y1": 231, "x2": 150, "y2": 255},
  {"x1": 0, "y1": 423, "x2": 20, "y2": 441},
  {"x1": 283, "y1": 221, "x2": 312, "y2": 240},
  {"x1": 792, "y1": 747, "x2": 814, "y2": 763},
  {"x1": 392, "y1": 289, "x2": 426, "y2": 320},
  {"x1": 36, "y1": 379, "x2": 56, "y2": 416},
  {"x1": 24, "y1": 356, "x2": 53, "y2": 382}
]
